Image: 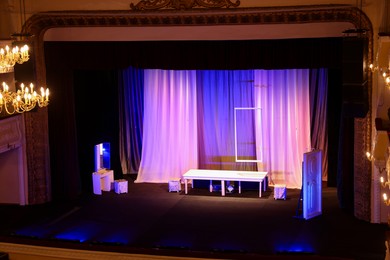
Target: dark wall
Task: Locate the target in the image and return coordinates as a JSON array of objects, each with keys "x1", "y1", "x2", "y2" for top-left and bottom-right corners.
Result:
[{"x1": 73, "y1": 70, "x2": 122, "y2": 192}]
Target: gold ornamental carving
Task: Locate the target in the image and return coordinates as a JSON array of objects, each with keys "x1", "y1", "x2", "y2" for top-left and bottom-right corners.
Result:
[{"x1": 130, "y1": 0, "x2": 240, "y2": 10}]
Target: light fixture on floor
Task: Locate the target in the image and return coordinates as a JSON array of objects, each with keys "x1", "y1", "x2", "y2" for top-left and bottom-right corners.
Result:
[
  {"x1": 0, "y1": 82, "x2": 49, "y2": 115},
  {"x1": 0, "y1": 42, "x2": 29, "y2": 73}
]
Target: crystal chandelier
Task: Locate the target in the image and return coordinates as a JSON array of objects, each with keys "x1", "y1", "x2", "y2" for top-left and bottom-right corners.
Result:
[
  {"x1": 0, "y1": 44, "x2": 29, "y2": 73},
  {"x1": 0, "y1": 82, "x2": 49, "y2": 115}
]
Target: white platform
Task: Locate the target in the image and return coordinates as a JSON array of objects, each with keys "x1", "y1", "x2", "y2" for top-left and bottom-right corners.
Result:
[
  {"x1": 92, "y1": 169, "x2": 114, "y2": 195},
  {"x1": 183, "y1": 169, "x2": 268, "y2": 197},
  {"x1": 114, "y1": 179, "x2": 128, "y2": 194}
]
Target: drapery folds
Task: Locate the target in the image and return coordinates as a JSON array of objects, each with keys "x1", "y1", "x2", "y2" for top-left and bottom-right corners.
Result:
[{"x1": 120, "y1": 68, "x2": 326, "y2": 189}]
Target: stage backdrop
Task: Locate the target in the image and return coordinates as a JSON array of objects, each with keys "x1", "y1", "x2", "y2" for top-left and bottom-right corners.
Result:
[{"x1": 120, "y1": 68, "x2": 325, "y2": 189}]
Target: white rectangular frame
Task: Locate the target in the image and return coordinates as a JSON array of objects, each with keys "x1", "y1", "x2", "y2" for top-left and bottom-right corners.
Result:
[{"x1": 234, "y1": 107, "x2": 262, "y2": 163}]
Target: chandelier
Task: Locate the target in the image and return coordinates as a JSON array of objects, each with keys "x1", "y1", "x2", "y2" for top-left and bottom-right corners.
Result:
[
  {"x1": 0, "y1": 44, "x2": 29, "y2": 73},
  {"x1": 0, "y1": 82, "x2": 49, "y2": 115},
  {"x1": 369, "y1": 63, "x2": 390, "y2": 88}
]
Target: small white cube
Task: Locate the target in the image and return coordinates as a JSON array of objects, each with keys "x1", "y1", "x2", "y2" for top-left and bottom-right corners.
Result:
[
  {"x1": 168, "y1": 178, "x2": 181, "y2": 192},
  {"x1": 114, "y1": 179, "x2": 128, "y2": 194},
  {"x1": 274, "y1": 184, "x2": 286, "y2": 200}
]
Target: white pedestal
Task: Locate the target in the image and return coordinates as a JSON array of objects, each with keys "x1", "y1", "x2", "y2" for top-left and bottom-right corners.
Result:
[
  {"x1": 92, "y1": 169, "x2": 114, "y2": 195},
  {"x1": 274, "y1": 184, "x2": 286, "y2": 200},
  {"x1": 114, "y1": 179, "x2": 128, "y2": 194},
  {"x1": 168, "y1": 178, "x2": 181, "y2": 192}
]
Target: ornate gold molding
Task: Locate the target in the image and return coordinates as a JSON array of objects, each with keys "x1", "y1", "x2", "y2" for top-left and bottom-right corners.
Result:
[
  {"x1": 130, "y1": 0, "x2": 240, "y2": 10},
  {"x1": 23, "y1": 5, "x2": 372, "y2": 38},
  {"x1": 21, "y1": 4, "x2": 373, "y2": 223}
]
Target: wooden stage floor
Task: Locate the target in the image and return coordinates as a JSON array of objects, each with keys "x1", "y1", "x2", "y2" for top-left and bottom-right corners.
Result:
[{"x1": 0, "y1": 175, "x2": 387, "y2": 260}]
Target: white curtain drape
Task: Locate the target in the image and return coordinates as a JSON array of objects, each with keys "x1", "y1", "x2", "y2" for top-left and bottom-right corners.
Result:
[
  {"x1": 135, "y1": 69, "x2": 312, "y2": 189},
  {"x1": 254, "y1": 69, "x2": 311, "y2": 188},
  {"x1": 135, "y1": 70, "x2": 198, "y2": 183}
]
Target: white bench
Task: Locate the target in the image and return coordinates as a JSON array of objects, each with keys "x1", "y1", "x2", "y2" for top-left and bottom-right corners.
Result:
[{"x1": 183, "y1": 169, "x2": 268, "y2": 197}]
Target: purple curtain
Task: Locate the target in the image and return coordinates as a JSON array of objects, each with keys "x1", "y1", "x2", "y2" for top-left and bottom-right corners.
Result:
[
  {"x1": 120, "y1": 68, "x2": 325, "y2": 188},
  {"x1": 119, "y1": 67, "x2": 144, "y2": 174},
  {"x1": 310, "y1": 69, "x2": 328, "y2": 181},
  {"x1": 196, "y1": 70, "x2": 257, "y2": 171}
]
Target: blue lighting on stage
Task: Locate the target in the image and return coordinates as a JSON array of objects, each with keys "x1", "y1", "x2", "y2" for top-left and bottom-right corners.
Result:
[
  {"x1": 94, "y1": 231, "x2": 131, "y2": 245},
  {"x1": 13, "y1": 226, "x2": 51, "y2": 239},
  {"x1": 275, "y1": 242, "x2": 315, "y2": 254},
  {"x1": 155, "y1": 238, "x2": 192, "y2": 250},
  {"x1": 211, "y1": 241, "x2": 247, "y2": 253},
  {"x1": 53, "y1": 222, "x2": 100, "y2": 243},
  {"x1": 54, "y1": 231, "x2": 89, "y2": 243}
]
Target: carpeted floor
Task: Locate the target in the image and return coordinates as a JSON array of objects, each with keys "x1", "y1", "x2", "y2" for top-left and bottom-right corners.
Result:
[{"x1": 0, "y1": 176, "x2": 388, "y2": 260}]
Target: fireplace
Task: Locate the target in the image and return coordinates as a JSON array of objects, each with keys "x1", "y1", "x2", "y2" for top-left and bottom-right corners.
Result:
[{"x1": 0, "y1": 115, "x2": 27, "y2": 205}]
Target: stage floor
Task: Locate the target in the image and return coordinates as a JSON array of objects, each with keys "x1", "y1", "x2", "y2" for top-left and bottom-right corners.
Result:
[{"x1": 0, "y1": 175, "x2": 387, "y2": 260}]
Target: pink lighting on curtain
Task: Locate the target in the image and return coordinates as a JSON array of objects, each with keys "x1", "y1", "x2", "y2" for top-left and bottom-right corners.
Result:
[
  {"x1": 135, "y1": 69, "x2": 311, "y2": 189},
  {"x1": 135, "y1": 70, "x2": 198, "y2": 183},
  {"x1": 254, "y1": 69, "x2": 311, "y2": 188}
]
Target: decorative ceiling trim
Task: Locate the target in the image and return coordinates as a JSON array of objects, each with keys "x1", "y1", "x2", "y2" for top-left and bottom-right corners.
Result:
[
  {"x1": 129, "y1": 0, "x2": 241, "y2": 10},
  {"x1": 23, "y1": 5, "x2": 372, "y2": 39}
]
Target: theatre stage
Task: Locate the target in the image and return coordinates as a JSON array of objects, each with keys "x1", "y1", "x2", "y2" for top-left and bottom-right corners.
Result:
[{"x1": 0, "y1": 175, "x2": 387, "y2": 260}]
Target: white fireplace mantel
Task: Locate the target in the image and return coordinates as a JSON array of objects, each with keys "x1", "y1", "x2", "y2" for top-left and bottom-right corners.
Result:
[{"x1": 0, "y1": 115, "x2": 28, "y2": 205}]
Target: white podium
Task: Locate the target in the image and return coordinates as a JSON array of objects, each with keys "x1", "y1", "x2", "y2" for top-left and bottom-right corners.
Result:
[{"x1": 92, "y1": 169, "x2": 114, "y2": 195}]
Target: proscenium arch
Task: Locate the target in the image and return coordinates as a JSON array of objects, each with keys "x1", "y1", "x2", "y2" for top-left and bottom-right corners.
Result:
[{"x1": 21, "y1": 4, "x2": 373, "y2": 221}]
